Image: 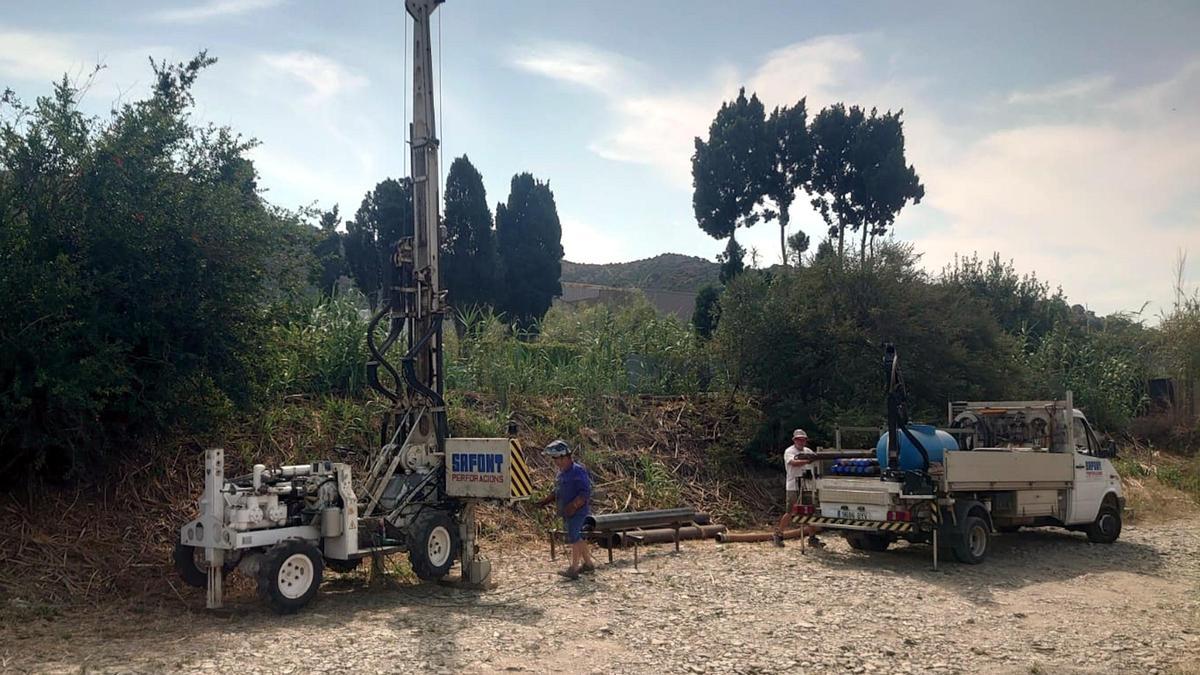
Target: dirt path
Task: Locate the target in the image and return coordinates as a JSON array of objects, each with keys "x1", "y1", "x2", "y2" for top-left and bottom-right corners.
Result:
[{"x1": 4, "y1": 519, "x2": 1199, "y2": 674}]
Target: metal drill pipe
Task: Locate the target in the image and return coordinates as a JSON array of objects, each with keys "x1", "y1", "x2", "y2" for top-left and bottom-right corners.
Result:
[
  {"x1": 611, "y1": 524, "x2": 726, "y2": 546},
  {"x1": 716, "y1": 528, "x2": 805, "y2": 543},
  {"x1": 583, "y1": 508, "x2": 698, "y2": 532},
  {"x1": 806, "y1": 450, "x2": 879, "y2": 460}
]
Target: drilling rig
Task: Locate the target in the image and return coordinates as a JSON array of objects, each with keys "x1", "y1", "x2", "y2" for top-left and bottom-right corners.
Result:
[{"x1": 172, "y1": 0, "x2": 531, "y2": 613}]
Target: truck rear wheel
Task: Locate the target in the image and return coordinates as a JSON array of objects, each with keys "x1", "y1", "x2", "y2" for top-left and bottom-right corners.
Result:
[
  {"x1": 1086, "y1": 506, "x2": 1121, "y2": 544},
  {"x1": 951, "y1": 516, "x2": 989, "y2": 564},
  {"x1": 408, "y1": 510, "x2": 460, "y2": 580}
]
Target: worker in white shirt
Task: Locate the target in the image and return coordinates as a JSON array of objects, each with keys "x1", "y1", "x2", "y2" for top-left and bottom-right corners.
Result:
[{"x1": 774, "y1": 428, "x2": 824, "y2": 548}]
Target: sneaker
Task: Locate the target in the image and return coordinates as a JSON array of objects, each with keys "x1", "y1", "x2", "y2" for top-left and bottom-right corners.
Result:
[
  {"x1": 580, "y1": 562, "x2": 596, "y2": 574},
  {"x1": 557, "y1": 568, "x2": 580, "y2": 580},
  {"x1": 772, "y1": 531, "x2": 785, "y2": 548},
  {"x1": 807, "y1": 536, "x2": 826, "y2": 549}
]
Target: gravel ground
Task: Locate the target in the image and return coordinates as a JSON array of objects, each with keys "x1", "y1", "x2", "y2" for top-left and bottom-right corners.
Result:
[{"x1": 4, "y1": 520, "x2": 1199, "y2": 674}]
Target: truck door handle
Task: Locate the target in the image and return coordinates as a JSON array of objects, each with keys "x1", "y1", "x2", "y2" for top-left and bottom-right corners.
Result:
[{"x1": 1075, "y1": 465, "x2": 1085, "y2": 468}]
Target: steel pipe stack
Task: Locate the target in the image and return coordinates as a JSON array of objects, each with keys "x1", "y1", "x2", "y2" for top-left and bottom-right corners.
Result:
[{"x1": 583, "y1": 508, "x2": 697, "y2": 532}]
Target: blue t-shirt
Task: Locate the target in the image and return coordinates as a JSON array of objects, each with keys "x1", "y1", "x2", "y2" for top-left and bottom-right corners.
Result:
[{"x1": 556, "y1": 462, "x2": 592, "y2": 518}]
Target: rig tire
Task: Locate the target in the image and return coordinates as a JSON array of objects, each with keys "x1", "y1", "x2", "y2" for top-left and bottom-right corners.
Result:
[
  {"x1": 409, "y1": 510, "x2": 461, "y2": 581},
  {"x1": 173, "y1": 541, "x2": 208, "y2": 588},
  {"x1": 258, "y1": 540, "x2": 324, "y2": 614}
]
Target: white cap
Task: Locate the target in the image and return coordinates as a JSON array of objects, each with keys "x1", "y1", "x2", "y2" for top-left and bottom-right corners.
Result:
[{"x1": 792, "y1": 428, "x2": 808, "y2": 439}]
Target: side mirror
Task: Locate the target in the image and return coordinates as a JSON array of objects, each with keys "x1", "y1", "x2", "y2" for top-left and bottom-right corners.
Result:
[{"x1": 1102, "y1": 439, "x2": 1119, "y2": 459}]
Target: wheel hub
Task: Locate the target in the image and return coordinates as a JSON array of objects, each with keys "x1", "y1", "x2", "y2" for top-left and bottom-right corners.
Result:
[
  {"x1": 1101, "y1": 513, "x2": 1117, "y2": 535},
  {"x1": 428, "y1": 526, "x2": 451, "y2": 567},
  {"x1": 278, "y1": 553, "x2": 314, "y2": 599},
  {"x1": 969, "y1": 526, "x2": 987, "y2": 557}
]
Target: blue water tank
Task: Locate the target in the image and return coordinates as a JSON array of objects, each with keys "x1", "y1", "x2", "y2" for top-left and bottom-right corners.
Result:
[{"x1": 875, "y1": 424, "x2": 958, "y2": 471}]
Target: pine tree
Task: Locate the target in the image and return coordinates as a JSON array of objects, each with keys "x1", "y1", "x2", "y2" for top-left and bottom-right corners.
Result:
[
  {"x1": 495, "y1": 173, "x2": 564, "y2": 326},
  {"x1": 344, "y1": 178, "x2": 413, "y2": 308},
  {"x1": 442, "y1": 155, "x2": 497, "y2": 310}
]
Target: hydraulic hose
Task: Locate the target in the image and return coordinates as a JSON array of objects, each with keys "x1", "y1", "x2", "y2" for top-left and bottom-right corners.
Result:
[
  {"x1": 366, "y1": 306, "x2": 403, "y2": 404},
  {"x1": 401, "y1": 314, "x2": 446, "y2": 409}
]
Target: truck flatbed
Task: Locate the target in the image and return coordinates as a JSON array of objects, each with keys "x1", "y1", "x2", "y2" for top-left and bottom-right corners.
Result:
[{"x1": 941, "y1": 448, "x2": 1074, "y2": 491}]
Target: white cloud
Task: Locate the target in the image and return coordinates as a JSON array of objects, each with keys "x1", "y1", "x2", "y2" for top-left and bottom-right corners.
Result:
[
  {"x1": 913, "y1": 62, "x2": 1200, "y2": 315},
  {"x1": 149, "y1": 0, "x2": 283, "y2": 23},
  {"x1": 0, "y1": 28, "x2": 85, "y2": 82},
  {"x1": 560, "y1": 216, "x2": 626, "y2": 264},
  {"x1": 748, "y1": 36, "x2": 865, "y2": 104},
  {"x1": 515, "y1": 36, "x2": 1200, "y2": 314},
  {"x1": 514, "y1": 35, "x2": 869, "y2": 188},
  {"x1": 511, "y1": 43, "x2": 628, "y2": 94},
  {"x1": 250, "y1": 145, "x2": 369, "y2": 214},
  {"x1": 261, "y1": 52, "x2": 368, "y2": 103},
  {"x1": 1007, "y1": 74, "x2": 1113, "y2": 105}
]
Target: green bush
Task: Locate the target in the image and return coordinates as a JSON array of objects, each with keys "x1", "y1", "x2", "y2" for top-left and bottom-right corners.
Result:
[
  {"x1": 1025, "y1": 318, "x2": 1151, "y2": 431},
  {"x1": 714, "y1": 243, "x2": 1024, "y2": 461},
  {"x1": 0, "y1": 56, "x2": 318, "y2": 477}
]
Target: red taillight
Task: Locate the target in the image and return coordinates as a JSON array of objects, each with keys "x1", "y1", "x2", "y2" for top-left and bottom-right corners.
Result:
[
  {"x1": 794, "y1": 504, "x2": 816, "y2": 515},
  {"x1": 886, "y1": 510, "x2": 911, "y2": 522}
]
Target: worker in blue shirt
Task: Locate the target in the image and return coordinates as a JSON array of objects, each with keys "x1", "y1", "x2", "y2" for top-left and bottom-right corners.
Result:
[{"x1": 536, "y1": 439, "x2": 596, "y2": 580}]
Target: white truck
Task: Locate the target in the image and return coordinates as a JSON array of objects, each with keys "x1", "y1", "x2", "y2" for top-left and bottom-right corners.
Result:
[{"x1": 791, "y1": 347, "x2": 1125, "y2": 566}]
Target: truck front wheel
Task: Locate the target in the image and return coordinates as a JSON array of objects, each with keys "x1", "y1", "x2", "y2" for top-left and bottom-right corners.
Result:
[
  {"x1": 1086, "y1": 506, "x2": 1122, "y2": 544},
  {"x1": 951, "y1": 516, "x2": 989, "y2": 564}
]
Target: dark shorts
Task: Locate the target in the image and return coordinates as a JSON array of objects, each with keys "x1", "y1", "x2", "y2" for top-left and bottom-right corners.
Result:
[{"x1": 564, "y1": 512, "x2": 587, "y2": 544}]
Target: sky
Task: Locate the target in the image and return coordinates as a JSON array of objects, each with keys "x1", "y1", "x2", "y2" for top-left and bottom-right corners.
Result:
[{"x1": 2, "y1": 0, "x2": 1199, "y2": 317}]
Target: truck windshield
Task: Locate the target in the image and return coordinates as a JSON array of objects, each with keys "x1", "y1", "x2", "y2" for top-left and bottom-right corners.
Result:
[
  {"x1": 1073, "y1": 418, "x2": 1099, "y2": 455},
  {"x1": 1072, "y1": 419, "x2": 1090, "y2": 454}
]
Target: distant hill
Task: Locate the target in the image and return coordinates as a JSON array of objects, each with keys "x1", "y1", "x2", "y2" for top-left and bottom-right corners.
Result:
[{"x1": 561, "y1": 253, "x2": 720, "y2": 293}]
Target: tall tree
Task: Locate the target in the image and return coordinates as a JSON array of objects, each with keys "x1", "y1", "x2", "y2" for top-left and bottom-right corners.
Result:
[
  {"x1": 853, "y1": 109, "x2": 923, "y2": 258},
  {"x1": 809, "y1": 104, "x2": 924, "y2": 262},
  {"x1": 311, "y1": 205, "x2": 346, "y2": 295},
  {"x1": 692, "y1": 285, "x2": 722, "y2": 340},
  {"x1": 692, "y1": 88, "x2": 771, "y2": 278},
  {"x1": 718, "y1": 235, "x2": 746, "y2": 285},
  {"x1": 344, "y1": 178, "x2": 413, "y2": 308},
  {"x1": 495, "y1": 173, "x2": 564, "y2": 325},
  {"x1": 787, "y1": 230, "x2": 811, "y2": 267},
  {"x1": 808, "y1": 103, "x2": 865, "y2": 262},
  {"x1": 763, "y1": 100, "x2": 813, "y2": 265},
  {"x1": 442, "y1": 155, "x2": 497, "y2": 310}
]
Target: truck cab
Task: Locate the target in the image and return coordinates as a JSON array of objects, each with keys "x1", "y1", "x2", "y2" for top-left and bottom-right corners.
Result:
[{"x1": 1061, "y1": 411, "x2": 1123, "y2": 529}]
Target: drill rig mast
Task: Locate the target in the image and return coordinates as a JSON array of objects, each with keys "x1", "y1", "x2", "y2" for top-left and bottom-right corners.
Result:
[{"x1": 363, "y1": 0, "x2": 448, "y2": 526}]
